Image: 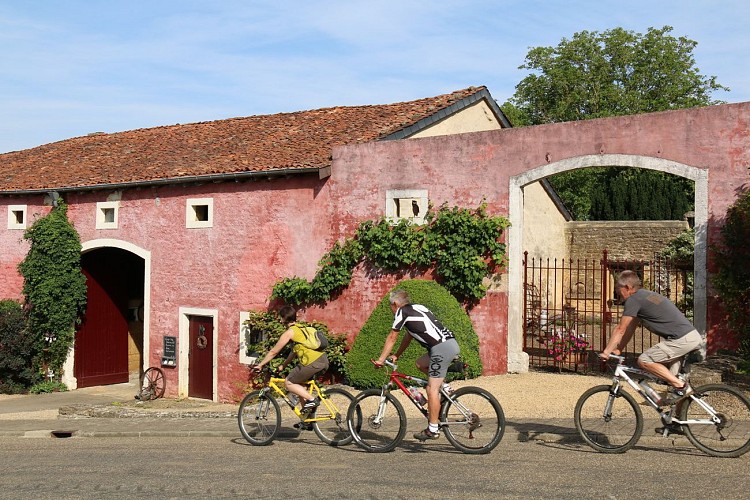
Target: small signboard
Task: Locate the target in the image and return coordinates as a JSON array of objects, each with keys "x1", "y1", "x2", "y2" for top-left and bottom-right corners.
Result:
[{"x1": 161, "y1": 336, "x2": 177, "y2": 367}]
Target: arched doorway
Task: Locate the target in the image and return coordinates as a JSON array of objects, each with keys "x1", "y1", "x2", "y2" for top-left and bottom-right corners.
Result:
[
  {"x1": 73, "y1": 245, "x2": 146, "y2": 388},
  {"x1": 507, "y1": 154, "x2": 708, "y2": 372}
]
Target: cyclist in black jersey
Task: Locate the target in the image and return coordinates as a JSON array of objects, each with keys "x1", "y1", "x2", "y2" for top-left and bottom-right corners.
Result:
[{"x1": 375, "y1": 289, "x2": 460, "y2": 441}]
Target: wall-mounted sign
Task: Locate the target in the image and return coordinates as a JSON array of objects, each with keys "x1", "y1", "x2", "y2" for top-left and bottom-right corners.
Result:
[{"x1": 161, "y1": 336, "x2": 177, "y2": 367}]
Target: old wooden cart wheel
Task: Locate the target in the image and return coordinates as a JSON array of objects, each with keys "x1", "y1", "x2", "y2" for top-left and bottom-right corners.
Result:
[{"x1": 138, "y1": 367, "x2": 166, "y2": 400}]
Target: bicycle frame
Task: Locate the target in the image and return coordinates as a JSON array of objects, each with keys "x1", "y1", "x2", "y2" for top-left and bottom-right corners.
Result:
[
  {"x1": 606, "y1": 354, "x2": 721, "y2": 428},
  {"x1": 374, "y1": 359, "x2": 473, "y2": 426},
  {"x1": 258, "y1": 375, "x2": 341, "y2": 424}
]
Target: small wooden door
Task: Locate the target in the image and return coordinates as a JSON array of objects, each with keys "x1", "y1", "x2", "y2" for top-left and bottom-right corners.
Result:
[{"x1": 188, "y1": 316, "x2": 213, "y2": 399}]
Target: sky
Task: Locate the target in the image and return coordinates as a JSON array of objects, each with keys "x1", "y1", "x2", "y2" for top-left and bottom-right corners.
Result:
[{"x1": 1, "y1": 0, "x2": 749, "y2": 154}]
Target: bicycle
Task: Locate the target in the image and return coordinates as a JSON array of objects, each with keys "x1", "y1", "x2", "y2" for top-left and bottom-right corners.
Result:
[
  {"x1": 238, "y1": 366, "x2": 360, "y2": 447},
  {"x1": 574, "y1": 351, "x2": 750, "y2": 458},
  {"x1": 346, "y1": 359, "x2": 505, "y2": 454}
]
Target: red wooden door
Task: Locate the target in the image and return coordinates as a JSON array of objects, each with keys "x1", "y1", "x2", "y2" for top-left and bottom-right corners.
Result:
[
  {"x1": 188, "y1": 316, "x2": 213, "y2": 399},
  {"x1": 75, "y1": 266, "x2": 129, "y2": 387}
]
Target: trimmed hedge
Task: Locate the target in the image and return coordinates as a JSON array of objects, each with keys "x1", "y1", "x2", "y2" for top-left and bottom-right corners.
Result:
[{"x1": 346, "y1": 279, "x2": 482, "y2": 389}]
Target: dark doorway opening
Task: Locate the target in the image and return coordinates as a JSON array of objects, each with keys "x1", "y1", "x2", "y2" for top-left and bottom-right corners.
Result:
[{"x1": 75, "y1": 248, "x2": 145, "y2": 388}]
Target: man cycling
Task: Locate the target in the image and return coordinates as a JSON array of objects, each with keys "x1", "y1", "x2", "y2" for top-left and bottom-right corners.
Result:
[
  {"x1": 375, "y1": 289, "x2": 460, "y2": 441},
  {"x1": 600, "y1": 270, "x2": 703, "y2": 405}
]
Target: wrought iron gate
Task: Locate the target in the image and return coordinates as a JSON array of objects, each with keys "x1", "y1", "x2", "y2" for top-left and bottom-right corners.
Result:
[{"x1": 523, "y1": 250, "x2": 694, "y2": 372}]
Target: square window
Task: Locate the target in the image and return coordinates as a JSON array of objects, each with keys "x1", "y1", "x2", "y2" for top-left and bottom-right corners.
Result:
[
  {"x1": 386, "y1": 189, "x2": 428, "y2": 225},
  {"x1": 96, "y1": 201, "x2": 119, "y2": 229},
  {"x1": 7, "y1": 205, "x2": 27, "y2": 230},
  {"x1": 186, "y1": 198, "x2": 213, "y2": 228}
]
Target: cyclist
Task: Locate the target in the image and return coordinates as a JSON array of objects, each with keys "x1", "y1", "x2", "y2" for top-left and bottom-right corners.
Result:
[
  {"x1": 600, "y1": 270, "x2": 703, "y2": 405},
  {"x1": 252, "y1": 305, "x2": 329, "y2": 414},
  {"x1": 375, "y1": 289, "x2": 460, "y2": 441}
]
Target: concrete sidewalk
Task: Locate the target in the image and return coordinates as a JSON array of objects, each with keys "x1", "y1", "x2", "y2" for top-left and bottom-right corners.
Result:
[{"x1": 0, "y1": 380, "x2": 682, "y2": 448}]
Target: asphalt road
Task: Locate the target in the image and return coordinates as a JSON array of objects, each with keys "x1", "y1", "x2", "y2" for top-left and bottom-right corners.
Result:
[{"x1": 0, "y1": 435, "x2": 747, "y2": 499}]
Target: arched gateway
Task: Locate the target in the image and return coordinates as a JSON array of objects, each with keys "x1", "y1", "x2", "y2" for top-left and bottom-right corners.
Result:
[{"x1": 506, "y1": 154, "x2": 708, "y2": 372}]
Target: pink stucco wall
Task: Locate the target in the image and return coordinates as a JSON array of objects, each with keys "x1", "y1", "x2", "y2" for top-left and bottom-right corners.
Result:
[
  {"x1": 2, "y1": 101, "x2": 748, "y2": 400},
  {"x1": 323, "y1": 101, "x2": 750, "y2": 357}
]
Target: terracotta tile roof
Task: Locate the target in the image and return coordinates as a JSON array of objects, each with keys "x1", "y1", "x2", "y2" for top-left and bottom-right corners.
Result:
[{"x1": 0, "y1": 86, "x2": 495, "y2": 193}]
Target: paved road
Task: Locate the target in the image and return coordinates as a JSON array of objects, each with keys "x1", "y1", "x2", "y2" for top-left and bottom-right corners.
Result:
[{"x1": 0, "y1": 435, "x2": 747, "y2": 499}]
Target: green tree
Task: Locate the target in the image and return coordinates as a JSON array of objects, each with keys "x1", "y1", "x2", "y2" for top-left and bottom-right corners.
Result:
[
  {"x1": 712, "y1": 190, "x2": 750, "y2": 359},
  {"x1": 18, "y1": 202, "x2": 87, "y2": 380},
  {"x1": 503, "y1": 26, "x2": 727, "y2": 220}
]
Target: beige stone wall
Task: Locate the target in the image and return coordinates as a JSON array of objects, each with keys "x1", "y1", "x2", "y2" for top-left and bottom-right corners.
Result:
[
  {"x1": 566, "y1": 220, "x2": 689, "y2": 262},
  {"x1": 411, "y1": 100, "x2": 503, "y2": 137}
]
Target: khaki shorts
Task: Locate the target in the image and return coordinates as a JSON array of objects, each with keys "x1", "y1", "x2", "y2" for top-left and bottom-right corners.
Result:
[
  {"x1": 638, "y1": 330, "x2": 703, "y2": 374},
  {"x1": 287, "y1": 354, "x2": 329, "y2": 384}
]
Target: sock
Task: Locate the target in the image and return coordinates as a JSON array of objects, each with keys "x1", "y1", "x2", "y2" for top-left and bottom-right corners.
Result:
[{"x1": 428, "y1": 423, "x2": 439, "y2": 434}]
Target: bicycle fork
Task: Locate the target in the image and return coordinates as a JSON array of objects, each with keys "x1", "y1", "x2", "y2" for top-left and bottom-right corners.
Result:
[{"x1": 255, "y1": 390, "x2": 274, "y2": 420}]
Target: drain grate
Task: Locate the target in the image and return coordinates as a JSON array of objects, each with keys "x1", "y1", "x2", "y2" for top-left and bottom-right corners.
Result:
[{"x1": 50, "y1": 430, "x2": 77, "y2": 438}]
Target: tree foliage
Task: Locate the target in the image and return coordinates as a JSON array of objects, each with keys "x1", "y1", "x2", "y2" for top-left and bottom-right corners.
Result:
[
  {"x1": 506, "y1": 26, "x2": 727, "y2": 125},
  {"x1": 503, "y1": 26, "x2": 727, "y2": 221},
  {"x1": 712, "y1": 190, "x2": 750, "y2": 359},
  {"x1": 589, "y1": 168, "x2": 693, "y2": 220},
  {"x1": 18, "y1": 202, "x2": 87, "y2": 379}
]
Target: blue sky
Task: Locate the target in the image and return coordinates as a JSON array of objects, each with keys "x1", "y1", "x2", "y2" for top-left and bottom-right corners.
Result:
[{"x1": 1, "y1": 0, "x2": 748, "y2": 153}]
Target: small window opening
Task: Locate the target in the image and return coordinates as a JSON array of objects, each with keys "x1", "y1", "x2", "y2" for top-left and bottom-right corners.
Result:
[
  {"x1": 193, "y1": 204, "x2": 209, "y2": 222},
  {"x1": 11, "y1": 210, "x2": 24, "y2": 225}
]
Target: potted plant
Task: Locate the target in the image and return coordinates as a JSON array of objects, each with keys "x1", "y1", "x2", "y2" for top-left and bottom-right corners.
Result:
[{"x1": 544, "y1": 328, "x2": 590, "y2": 371}]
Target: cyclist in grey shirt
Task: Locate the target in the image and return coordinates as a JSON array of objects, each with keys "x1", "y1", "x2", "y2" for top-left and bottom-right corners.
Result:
[{"x1": 601, "y1": 270, "x2": 702, "y2": 404}]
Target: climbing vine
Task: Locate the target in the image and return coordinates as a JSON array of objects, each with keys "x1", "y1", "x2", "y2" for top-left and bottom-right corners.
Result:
[
  {"x1": 18, "y1": 202, "x2": 87, "y2": 380},
  {"x1": 271, "y1": 203, "x2": 509, "y2": 305}
]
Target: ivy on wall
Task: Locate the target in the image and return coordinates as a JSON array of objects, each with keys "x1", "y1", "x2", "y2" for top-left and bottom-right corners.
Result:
[
  {"x1": 712, "y1": 190, "x2": 750, "y2": 360},
  {"x1": 271, "y1": 203, "x2": 510, "y2": 305},
  {"x1": 17, "y1": 202, "x2": 87, "y2": 379}
]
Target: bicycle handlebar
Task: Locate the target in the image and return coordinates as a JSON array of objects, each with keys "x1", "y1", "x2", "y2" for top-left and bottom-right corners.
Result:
[
  {"x1": 603, "y1": 353, "x2": 625, "y2": 363},
  {"x1": 371, "y1": 358, "x2": 398, "y2": 370}
]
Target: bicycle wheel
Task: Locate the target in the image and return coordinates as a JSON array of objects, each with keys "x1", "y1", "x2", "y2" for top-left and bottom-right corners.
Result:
[
  {"x1": 440, "y1": 386, "x2": 505, "y2": 454},
  {"x1": 574, "y1": 385, "x2": 643, "y2": 453},
  {"x1": 347, "y1": 389, "x2": 406, "y2": 453},
  {"x1": 238, "y1": 390, "x2": 281, "y2": 445},
  {"x1": 680, "y1": 383, "x2": 750, "y2": 458},
  {"x1": 313, "y1": 388, "x2": 358, "y2": 446}
]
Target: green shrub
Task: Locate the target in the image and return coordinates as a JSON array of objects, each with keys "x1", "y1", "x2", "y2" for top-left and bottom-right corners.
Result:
[
  {"x1": 346, "y1": 279, "x2": 482, "y2": 389},
  {"x1": 0, "y1": 299, "x2": 41, "y2": 393},
  {"x1": 713, "y1": 189, "x2": 750, "y2": 359},
  {"x1": 29, "y1": 380, "x2": 68, "y2": 394}
]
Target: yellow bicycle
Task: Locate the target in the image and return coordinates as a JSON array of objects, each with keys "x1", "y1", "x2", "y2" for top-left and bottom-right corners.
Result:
[{"x1": 238, "y1": 366, "x2": 360, "y2": 446}]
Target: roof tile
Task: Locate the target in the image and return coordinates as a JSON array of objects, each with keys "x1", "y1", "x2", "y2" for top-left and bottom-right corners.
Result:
[{"x1": 0, "y1": 86, "x2": 488, "y2": 192}]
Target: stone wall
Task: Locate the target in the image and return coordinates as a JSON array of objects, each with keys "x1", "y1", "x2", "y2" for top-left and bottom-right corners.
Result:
[{"x1": 566, "y1": 220, "x2": 690, "y2": 262}]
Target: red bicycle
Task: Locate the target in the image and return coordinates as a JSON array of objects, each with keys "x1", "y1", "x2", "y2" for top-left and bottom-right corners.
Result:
[{"x1": 346, "y1": 359, "x2": 505, "y2": 454}]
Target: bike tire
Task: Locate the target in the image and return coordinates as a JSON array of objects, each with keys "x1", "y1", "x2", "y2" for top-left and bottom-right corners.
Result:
[
  {"x1": 347, "y1": 389, "x2": 406, "y2": 453},
  {"x1": 574, "y1": 385, "x2": 643, "y2": 453},
  {"x1": 238, "y1": 390, "x2": 281, "y2": 445},
  {"x1": 680, "y1": 383, "x2": 750, "y2": 458},
  {"x1": 312, "y1": 387, "x2": 359, "y2": 446},
  {"x1": 440, "y1": 386, "x2": 505, "y2": 454}
]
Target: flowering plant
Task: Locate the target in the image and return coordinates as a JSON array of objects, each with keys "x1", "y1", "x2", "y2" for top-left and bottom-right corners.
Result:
[{"x1": 544, "y1": 329, "x2": 590, "y2": 361}]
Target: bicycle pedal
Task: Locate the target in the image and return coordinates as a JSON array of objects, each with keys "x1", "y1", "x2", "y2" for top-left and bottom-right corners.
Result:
[
  {"x1": 655, "y1": 425, "x2": 684, "y2": 436},
  {"x1": 293, "y1": 422, "x2": 313, "y2": 431}
]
